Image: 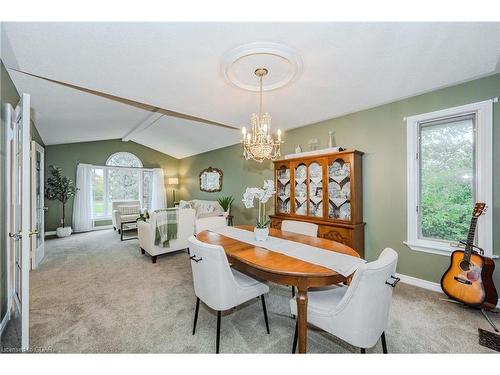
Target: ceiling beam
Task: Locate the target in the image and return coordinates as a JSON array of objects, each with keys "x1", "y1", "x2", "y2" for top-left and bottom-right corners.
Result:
[
  {"x1": 8, "y1": 68, "x2": 240, "y2": 131},
  {"x1": 122, "y1": 110, "x2": 164, "y2": 142}
]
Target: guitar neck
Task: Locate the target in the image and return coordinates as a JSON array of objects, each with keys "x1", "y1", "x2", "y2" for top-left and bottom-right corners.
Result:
[{"x1": 463, "y1": 216, "x2": 478, "y2": 261}]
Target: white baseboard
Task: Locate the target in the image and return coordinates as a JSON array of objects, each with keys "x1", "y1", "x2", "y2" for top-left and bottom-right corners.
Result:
[
  {"x1": 396, "y1": 272, "x2": 500, "y2": 309},
  {"x1": 395, "y1": 273, "x2": 443, "y2": 293},
  {"x1": 45, "y1": 225, "x2": 113, "y2": 238},
  {"x1": 93, "y1": 225, "x2": 113, "y2": 231}
]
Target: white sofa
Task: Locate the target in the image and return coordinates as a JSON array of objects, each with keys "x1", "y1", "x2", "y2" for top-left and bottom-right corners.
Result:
[
  {"x1": 179, "y1": 199, "x2": 228, "y2": 219},
  {"x1": 112, "y1": 200, "x2": 142, "y2": 234},
  {"x1": 137, "y1": 208, "x2": 196, "y2": 263}
]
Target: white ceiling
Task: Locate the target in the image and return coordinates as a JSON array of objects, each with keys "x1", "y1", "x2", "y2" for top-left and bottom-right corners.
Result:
[{"x1": 2, "y1": 22, "x2": 500, "y2": 158}]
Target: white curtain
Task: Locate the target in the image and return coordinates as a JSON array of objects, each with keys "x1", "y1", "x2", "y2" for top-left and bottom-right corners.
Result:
[
  {"x1": 72, "y1": 163, "x2": 93, "y2": 232},
  {"x1": 151, "y1": 168, "x2": 167, "y2": 210}
]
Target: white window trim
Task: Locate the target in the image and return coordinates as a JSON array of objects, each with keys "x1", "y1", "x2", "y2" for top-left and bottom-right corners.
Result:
[
  {"x1": 89, "y1": 164, "x2": 154, "y2": 220},
  {"x1": 405, "y1": 99, "x2": 495, "y2": 257}
]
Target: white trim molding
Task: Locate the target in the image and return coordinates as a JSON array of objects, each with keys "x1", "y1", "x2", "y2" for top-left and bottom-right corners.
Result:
[
  {"x1": 396, "y1": 273, "x2": 443, "y2": 293},
  {"x1": 396, "y1": 273, "x2": 500, "y2": 309},
  {"x1": 405, "y1": 99, "x2": 494, "y2": 257}
]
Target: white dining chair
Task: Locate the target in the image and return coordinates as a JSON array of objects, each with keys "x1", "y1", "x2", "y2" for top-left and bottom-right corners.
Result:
[
  {"x1": 290, "y1": 248, "x2": 399, "y2": 354},
  {"x1": 195, "y1": 215, "x2": 227, "y2": 235},
  {"x1": 188, "y1": 236, "x2": 270, "y2": 353},
  {"x1": 281, "y1": 220, "x2": 319, "y2": 299},
  {"x1": 281, "y1": 220, "x2": 318, "y2": 237}
]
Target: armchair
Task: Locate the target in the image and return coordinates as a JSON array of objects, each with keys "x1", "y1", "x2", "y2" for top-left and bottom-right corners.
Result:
[
  {"x1": 112, "y1": 200, "x2": 142, "y2": 234},
  {"x1": 137, "y1": 208, "x2": 196, "y2": 263}
]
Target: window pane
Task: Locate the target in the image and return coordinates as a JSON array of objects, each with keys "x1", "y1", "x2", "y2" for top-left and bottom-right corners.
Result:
[
  {"x1": 106, "y1": 152, "x2": 143, "y2": 167},
  {"x1": 92, "y1": 168, "x2": 105, "y2": 218},
  {"x1": 108, "y1": 169, "x2": 140, "y2": 202},
  {"x1": 419, "y1": 115, "x2": 475, "y2": 242},
  {"x1": 142, "y1": 171, "x2": 153, "y2": 210}
]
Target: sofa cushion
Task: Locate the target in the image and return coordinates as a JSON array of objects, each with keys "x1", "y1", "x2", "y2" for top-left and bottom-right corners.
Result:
[
  {"x1": 197, "y1": 212, "x2": 224, "y2": 219},
  {"x1": 192, "y1": 200, "x2": 224, "y2": 218},
  {"x1": 120, "y1": 214, "x2": 140, "y2": 222},
  {"x1": 178, "y1": 200, "x2": 194, "y2": 209}
]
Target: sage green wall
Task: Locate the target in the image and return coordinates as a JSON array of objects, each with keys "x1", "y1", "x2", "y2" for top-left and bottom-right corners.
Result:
[
  {"x1": 44, "y1": 139, "x2": 180, "y2": 231},
  {"x1": 180, "y1": 73, "x2": 500, "y2": 289}
]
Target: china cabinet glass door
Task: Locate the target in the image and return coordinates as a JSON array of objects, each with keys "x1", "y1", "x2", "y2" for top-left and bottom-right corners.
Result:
[
  {"x1": 308, "y1": 161, "x2": 323, "y2": 217},
  {"x1": 328, "y1": 158, "x2": 351, "y2": 221},
  {"x1": 276, "y1": 165, "x2": 291, "y2": 214},
  {"x1": 294, "y1": 162, "x2": 307, "y2": 215}
]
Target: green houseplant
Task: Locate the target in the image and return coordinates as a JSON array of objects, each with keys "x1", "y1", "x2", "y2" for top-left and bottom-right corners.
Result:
[
  {"x1": 45, "y1": 166, "x2": 77, "y2": 237},
  {"x1": 217, "y1": 196, "x2": 234, "y2": 215}
]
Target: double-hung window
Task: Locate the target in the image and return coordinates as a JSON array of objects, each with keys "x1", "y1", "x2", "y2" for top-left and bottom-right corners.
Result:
[
  {"x1": 91, "y1": 152, "x2": 154, "y2": 220},
  {"x1": 405, "y1": 100, "x2": 494, "y2": 256}
]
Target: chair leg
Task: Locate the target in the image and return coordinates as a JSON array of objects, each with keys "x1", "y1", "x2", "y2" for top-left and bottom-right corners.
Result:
[
  {"x1": 381, "y1": 332, "x2": 388, "y2": 354},
  {"x1": 140, "y1": 248, "x2": 145, "y2": 255},
  {"x1": 261, "y1": 295, "x2": 270, "y2": 334},
  {"x1": 292, "y1": 321, "x2": 298, "y2": 354},
  {"x1": 192, "y1": 298, "x2": 200, "y2": 335},
  {"x1": 291, "y1": 286, "x2": 295, "y2": 297},
  {"x1": 216, "y1": 311, "x2": 221, "y2": 354},
  {"x1": 152, "y1": 255, "x2": 157, "y2": 264},
  {"x1": 360, "y1": 348, "x2": 366, "y2": 354}
]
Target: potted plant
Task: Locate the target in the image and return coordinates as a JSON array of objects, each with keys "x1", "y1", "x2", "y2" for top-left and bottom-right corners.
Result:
[
  {"x1": 45, "y1": 166, "x2": 77, "y2": 237},
  {"x1": 217, "y1": 196, "x2": 234, "y2": 216},
  {"x1": 242, "y1": 180, "x2": 275, "y2": 241}
]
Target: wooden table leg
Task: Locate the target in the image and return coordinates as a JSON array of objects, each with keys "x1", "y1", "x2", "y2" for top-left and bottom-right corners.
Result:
[{"x1": 296, "y1": 284, "x2": 308, "y2": 354}]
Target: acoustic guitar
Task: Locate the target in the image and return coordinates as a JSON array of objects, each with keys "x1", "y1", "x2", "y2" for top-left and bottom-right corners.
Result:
[{"x1": 441, "y1": 203, "x2": 498, "y2": 310}]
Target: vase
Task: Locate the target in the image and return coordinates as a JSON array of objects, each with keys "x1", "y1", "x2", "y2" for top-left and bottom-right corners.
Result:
[
  {"x1": 56, "y1": 226, "x2": 72, "y2": 238},
  {"x1": 254, "y1": 227, "x2": 269, "y2": 241}
]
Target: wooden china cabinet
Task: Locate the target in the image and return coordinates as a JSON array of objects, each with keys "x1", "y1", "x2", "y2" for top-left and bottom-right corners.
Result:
[{"x1": 270, "y1": 149, "x2": 365, "y2": 258}]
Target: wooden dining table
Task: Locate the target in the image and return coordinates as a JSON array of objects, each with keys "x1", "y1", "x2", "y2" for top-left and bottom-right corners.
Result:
[{"x1": 196, "y1": 225, "x2": 361, "y2": 354}]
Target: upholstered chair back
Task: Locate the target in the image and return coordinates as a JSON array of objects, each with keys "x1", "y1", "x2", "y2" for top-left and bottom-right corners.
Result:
[
  {"x1": 329, "y1": 248, "x2": 398, "y2": 348},
  {"x1": 188, "y1": 236, "x2": 240, "y2": 311},
  {"x1": 281, "y1": 220, "x2": 318, "y2": 237},
  {"x1": 195, "y1": 216, "x2": 227, "y2": 235},
  {"x1": 149, "y1": 208, "x2": 196, "y2": 237},
  {"x1": 111, "y1": 200, "x2": 141, "y2": 211}
]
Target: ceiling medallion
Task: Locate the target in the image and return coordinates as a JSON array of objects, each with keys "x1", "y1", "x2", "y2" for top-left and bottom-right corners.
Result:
[
  {"x1": 222, "y1": 42, "x2": 302, "y2": 92},
  {"x1": 241, "y1": 67, "x2": 283, "y2": 163}
]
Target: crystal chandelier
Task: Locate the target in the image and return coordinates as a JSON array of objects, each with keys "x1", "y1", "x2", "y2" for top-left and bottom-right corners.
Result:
[{"x1": 241, "y1": 68, "x2": 283, "y2": 163}]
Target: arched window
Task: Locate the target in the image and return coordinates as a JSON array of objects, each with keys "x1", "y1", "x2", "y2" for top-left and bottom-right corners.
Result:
[
  {"x1": 91, "y1": 152, "x2": 153, "y2": 221},
  {"x1": 106, "y1": 152, "x2": 143, "y2": 168}
]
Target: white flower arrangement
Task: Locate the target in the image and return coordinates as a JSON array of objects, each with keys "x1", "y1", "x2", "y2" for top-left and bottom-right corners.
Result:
[{"x1": 242, "y1": 180, "x2": 276, "y2": 228}]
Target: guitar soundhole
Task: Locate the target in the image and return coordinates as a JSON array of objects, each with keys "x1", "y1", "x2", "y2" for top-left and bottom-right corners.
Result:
[{"x1": 459, "y1": 260, "x2": 470, "y2": 271}]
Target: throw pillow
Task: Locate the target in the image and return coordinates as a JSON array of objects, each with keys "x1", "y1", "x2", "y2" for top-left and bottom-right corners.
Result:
[{"x1": 178, "y1": 200, "x2": 194, "y2": 209}]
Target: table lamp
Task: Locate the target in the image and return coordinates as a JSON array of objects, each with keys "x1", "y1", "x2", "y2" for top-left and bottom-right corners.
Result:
[{"x1": 168, "y1": 177, "x2": 179, "y2": 203}]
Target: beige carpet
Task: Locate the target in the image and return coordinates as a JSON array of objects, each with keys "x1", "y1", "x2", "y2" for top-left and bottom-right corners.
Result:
[{"x1": 24, "y1": 229, "x2": 499, "y2": 353}]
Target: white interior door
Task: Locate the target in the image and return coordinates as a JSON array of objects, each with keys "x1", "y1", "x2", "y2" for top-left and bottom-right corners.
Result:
[
  {"x1": 31, "y1": 141, "x2": 45, "y2": 269},
  {"x1": 8, "y1": 93, "x2": 31, "y2": 351}
]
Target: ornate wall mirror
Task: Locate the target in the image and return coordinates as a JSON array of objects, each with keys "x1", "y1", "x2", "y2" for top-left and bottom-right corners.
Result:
[{"x1": 199, "y1": 167, "x2": 223, "y2": 192}]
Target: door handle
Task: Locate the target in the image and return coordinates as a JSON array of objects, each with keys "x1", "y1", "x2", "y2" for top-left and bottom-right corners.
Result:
[
  {"x1": 43, "y1": 207, "x2": 49, "y2": 211},
  {"x1": 9, "y1": 232, "x2": 21, "y2": 240},
  {"x1": 29, "y1": 230, "x2": 39, "y2": 236}
]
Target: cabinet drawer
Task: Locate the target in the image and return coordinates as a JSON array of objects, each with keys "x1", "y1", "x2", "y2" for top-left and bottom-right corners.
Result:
[{"x1": 318, "y1": 225, "x2": 351, "y2": 246}]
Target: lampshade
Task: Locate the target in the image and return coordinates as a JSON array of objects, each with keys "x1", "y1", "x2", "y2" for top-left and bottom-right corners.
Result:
[{"x1": 168, "y1": 177, "x2": 179, "y2": 185}]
